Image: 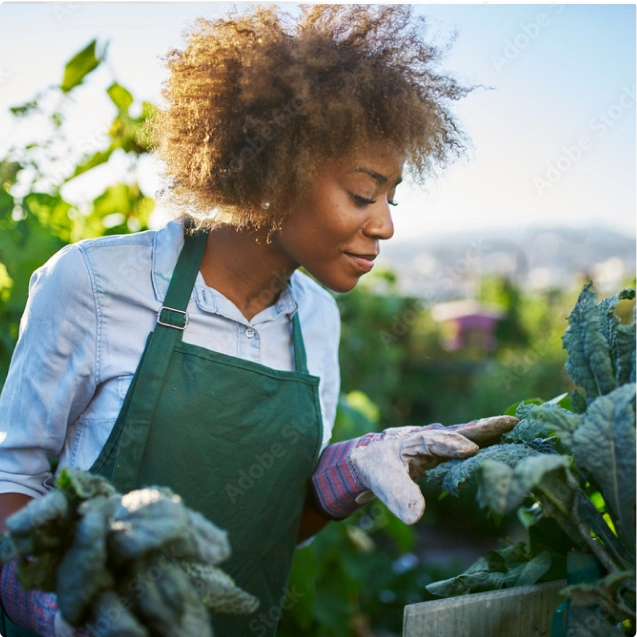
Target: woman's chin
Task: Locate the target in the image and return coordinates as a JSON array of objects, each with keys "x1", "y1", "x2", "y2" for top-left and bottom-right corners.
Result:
[{"x1": 318, "y1": 274, "x2": 362, "y2": 294}]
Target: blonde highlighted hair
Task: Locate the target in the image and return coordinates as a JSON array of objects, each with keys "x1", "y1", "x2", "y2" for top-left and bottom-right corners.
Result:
[{"x1": 145, "y1": 5, "x2": 477, "y2": 234}]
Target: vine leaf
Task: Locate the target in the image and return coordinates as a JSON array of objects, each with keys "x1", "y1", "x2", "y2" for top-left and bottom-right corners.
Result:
[{"x1": 61, "y1": 40, "x2": 103, "y2": 93}]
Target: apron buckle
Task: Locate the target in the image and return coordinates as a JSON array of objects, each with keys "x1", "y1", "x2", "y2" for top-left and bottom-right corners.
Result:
[{"x1": 157, "y1": 306, "x2": 189, "y2": 330}]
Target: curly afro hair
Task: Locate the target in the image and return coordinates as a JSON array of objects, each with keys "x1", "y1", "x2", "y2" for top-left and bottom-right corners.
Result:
[{"x1": 146, "y1": 4, "x2": 478, "y2": 234}]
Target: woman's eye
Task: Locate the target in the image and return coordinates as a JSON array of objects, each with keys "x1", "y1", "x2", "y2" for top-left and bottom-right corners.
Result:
[
  {"x1": 348, "y1": 192, "x2": 376, "y2": 207},
  {"x1": 348, "y1": 191, "x2": 398, "y2": 207}
]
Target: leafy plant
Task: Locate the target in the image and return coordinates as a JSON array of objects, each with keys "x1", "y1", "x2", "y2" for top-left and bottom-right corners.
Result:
[
  {"x1": 0, "y1": 39, "x2": 153, "y2": 385},
  {"x1": 423, "y1": 283, "x2": 636, "y2": 636},
  {"x1": 425, "y1": 541, "x2": 551, "y2": 598},
  {"x1": 0, "y1": 468, "x2": 257, "y2": 636}
]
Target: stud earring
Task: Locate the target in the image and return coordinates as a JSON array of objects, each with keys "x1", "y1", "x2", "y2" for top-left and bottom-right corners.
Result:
[{"x1": 261, "y1": 201, "x2": 271, "y2": 210}]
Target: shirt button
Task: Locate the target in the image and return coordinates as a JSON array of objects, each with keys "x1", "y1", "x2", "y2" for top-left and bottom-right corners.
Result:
[{"x1": 245, "y1": 328, "x2": 255, "y2": 338}]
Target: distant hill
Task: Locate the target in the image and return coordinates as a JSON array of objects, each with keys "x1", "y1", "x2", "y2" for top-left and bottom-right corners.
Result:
[{"x1": 376, "y1": 226, "x2": 636, "y2": 300}]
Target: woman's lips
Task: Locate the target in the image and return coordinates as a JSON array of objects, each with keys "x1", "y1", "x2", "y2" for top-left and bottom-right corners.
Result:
[{"x1": 345, "y1": 252, "x2": 376, "y2": 273}]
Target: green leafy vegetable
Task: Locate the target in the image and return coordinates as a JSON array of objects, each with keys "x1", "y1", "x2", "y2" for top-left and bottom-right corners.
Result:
[
  {"x1": 108, "y1": 488, "x2": 192, "y2": 560},
  {"x1": 426, "y1": 542, "x2": 551, "y2": 598},
  {"x1": 130, "y1": 556, "x2": 213, "y2": 637},
  {"x1": 6, "y1": 489, "x2": 72, "y2": 554},
  {"x1": 56, "y1": 497, "x2": 116, "y2": 624},
  {"x1": 504, "y1": 402, "x2": 583, "y2": 450},
  {"x1": 0, "y1": 468, "x2": 258, "y2": 635},
  {"x1": 168, "y1": 510, "x2": 231, "y2": 566},
  {"x1": 572, "y1": 383, "x2": 636, "y2": 549},
  {"x1": 478, "y1": 455, "x2": 576, "y2": 516},
  {"x1": 56, "y1": 469, "x2": 116, "y2": 501},
  {"x1": 425, "y1": 283, "x2": 636, "y2": 634},
  {"x1": 181, "y1": 561, "x2": 260, "y2": 616},
  {"x1": 598, "y1": 288, "x2": 636, "y2": 386},
  {"x1": 562, "y1": 281, "x2": 617, "y2": 404},
  {"x1": 425, "y1": 443, "x2": 539, "y2": 496},
  {"x1": 91, "y1": 589, "x2": 149, "y2": 637}
]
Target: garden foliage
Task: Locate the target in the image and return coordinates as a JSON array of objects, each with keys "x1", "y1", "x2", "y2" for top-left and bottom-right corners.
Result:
[
  {"x1": 0, "y1": 468, "x2": 257, "y2": 636},
  {"x1": 424, "y1": 283, "x2": 636, "y2": 636}
]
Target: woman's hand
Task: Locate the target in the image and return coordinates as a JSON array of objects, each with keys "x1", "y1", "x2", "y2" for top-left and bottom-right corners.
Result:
[{"x1": 311, "y1": 416, "x2": 518, "y2": 525}]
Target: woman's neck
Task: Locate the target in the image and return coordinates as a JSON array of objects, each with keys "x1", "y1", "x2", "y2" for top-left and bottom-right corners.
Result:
[{"x1": 198, "y1": 224, "x2": 298, "y2": 322}]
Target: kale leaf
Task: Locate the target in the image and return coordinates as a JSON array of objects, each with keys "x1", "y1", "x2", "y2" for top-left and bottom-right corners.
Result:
[
  {"x1": 0, "y1": 468, "x2": 258, "y2": 635},
  {"x1": 562, "y1": 281, "x2": 618, "y2": 405},
  {"x1": 426, "y1": 542, "x2": 551, "y2": 598},
  {"x1": 425, "y1": 444, "x2": 539, "y2": 496},
  {"x1": 572, "y1": 383, "x2": 636, "y2": 549}
]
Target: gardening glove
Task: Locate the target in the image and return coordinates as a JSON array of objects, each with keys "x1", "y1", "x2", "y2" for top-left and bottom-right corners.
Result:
[
  {"x1": 311, "y1": 415, "x2": 518, "y2": 525},
  {"x1": 419, "y1": 415, "x2": 520, "y2": 448}
]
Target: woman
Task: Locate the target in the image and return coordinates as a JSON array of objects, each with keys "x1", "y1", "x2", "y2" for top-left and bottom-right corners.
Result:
[{"x1": 0, "y1": 5, "x2": 515, "y2": 636}]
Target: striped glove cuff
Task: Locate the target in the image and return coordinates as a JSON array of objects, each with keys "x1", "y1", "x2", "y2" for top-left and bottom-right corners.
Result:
[
  {"x1": 310, "y1": 433, "x2": 382, "y2": 520},
  {"x1": 0, "y1": 558, "x2": 90, "y2": 637},
  {"x1": 0, "y1": 557, "x2": 57, "y2": 637},
  {"x1": 310, "y1": 427, "x2": 444, "y2": 520}
]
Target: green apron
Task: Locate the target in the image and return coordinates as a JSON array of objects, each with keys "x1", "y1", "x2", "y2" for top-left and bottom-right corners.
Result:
[
  {"x1": 94, "y1": 227, "x2": 324, "y2": 636},
  {"x1": 1, "y1": 228, "x2": 324, "y2": 637}
]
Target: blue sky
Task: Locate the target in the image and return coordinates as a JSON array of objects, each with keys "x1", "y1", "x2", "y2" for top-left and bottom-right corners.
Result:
[{"x1": 0, "y1": 2, "x2": 635, "y2": 241}]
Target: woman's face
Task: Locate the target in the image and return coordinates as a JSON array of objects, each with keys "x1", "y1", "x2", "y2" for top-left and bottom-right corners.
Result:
[{"x1": 274, "y1": 145, "x2": 404, "y2": 293}]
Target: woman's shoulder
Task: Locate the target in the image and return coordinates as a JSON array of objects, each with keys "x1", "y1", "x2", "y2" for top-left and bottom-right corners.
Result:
[
  {"x1": 38, "y1": 222, "x2": 177, "y2": 268},
  {"x1": 75, "y1": 222, "x2": 178, "y2": 257},
  {"x1": 30, "y1": 221, "x2": 183, "y2": 304}
]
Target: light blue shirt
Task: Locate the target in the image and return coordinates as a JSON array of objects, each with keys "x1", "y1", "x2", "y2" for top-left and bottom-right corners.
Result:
[{"x1": 0, "y1": 221, "x2": 341, "y2": 499}]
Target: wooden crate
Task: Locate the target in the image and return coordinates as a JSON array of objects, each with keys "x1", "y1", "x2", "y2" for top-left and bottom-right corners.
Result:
[{"x1": 403, "y1": 580, "x2": 566, "y2": 637}]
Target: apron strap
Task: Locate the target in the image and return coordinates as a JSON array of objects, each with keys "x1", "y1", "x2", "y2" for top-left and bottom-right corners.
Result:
[
  {"x1": 161, "y1": 229, "x2": 209, "y2": 318},
  {"x1": 110, "y1": 229, "x2": 208, "y2": 492},
  {"x1": 291, "y1": 311, "x2": 309, "y2": 374}
]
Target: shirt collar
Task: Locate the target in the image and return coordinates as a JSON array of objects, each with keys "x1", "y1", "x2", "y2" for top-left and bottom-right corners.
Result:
[{"x1": 151, "y1": 220, "x2": 299, "y2": 326}]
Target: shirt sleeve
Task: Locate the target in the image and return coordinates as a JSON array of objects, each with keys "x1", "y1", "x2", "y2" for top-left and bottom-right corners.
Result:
[
  {"x1": 0, "y1": 243, "x2": 98, "y2": 498},
  {"x1": 318, "y1": 295, "x2": 341, "y2": 454}
]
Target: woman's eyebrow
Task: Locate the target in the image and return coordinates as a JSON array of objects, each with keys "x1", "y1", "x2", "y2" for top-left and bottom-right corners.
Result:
[{"x1": 349, "y1": 167, "x2": 403, "y2": 186}]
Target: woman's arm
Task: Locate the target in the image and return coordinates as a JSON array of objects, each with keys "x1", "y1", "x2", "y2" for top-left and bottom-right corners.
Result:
[
  {"x1": 0, "y1": 243, "x2": 98, "y2": 502},
  {"x1": 0, "y1": 492, "x2": 33, "y2": 534},
  {"x1": 296, "y1": 491, "x2": 332, "y2": 544}
]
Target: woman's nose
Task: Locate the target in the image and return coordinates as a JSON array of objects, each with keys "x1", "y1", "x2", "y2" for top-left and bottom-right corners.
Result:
[{"x1": 363, "y1": 200, "x2": 394, "y2": 241}]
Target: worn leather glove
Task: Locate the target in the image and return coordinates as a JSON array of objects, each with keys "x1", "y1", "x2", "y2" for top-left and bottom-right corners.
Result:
[
  {"x1": 311, "y1": 416, "x2": 518, "y2": 525},
  {"x1": 417, "y1": 415, "x2": 520, "y2": 447}
]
